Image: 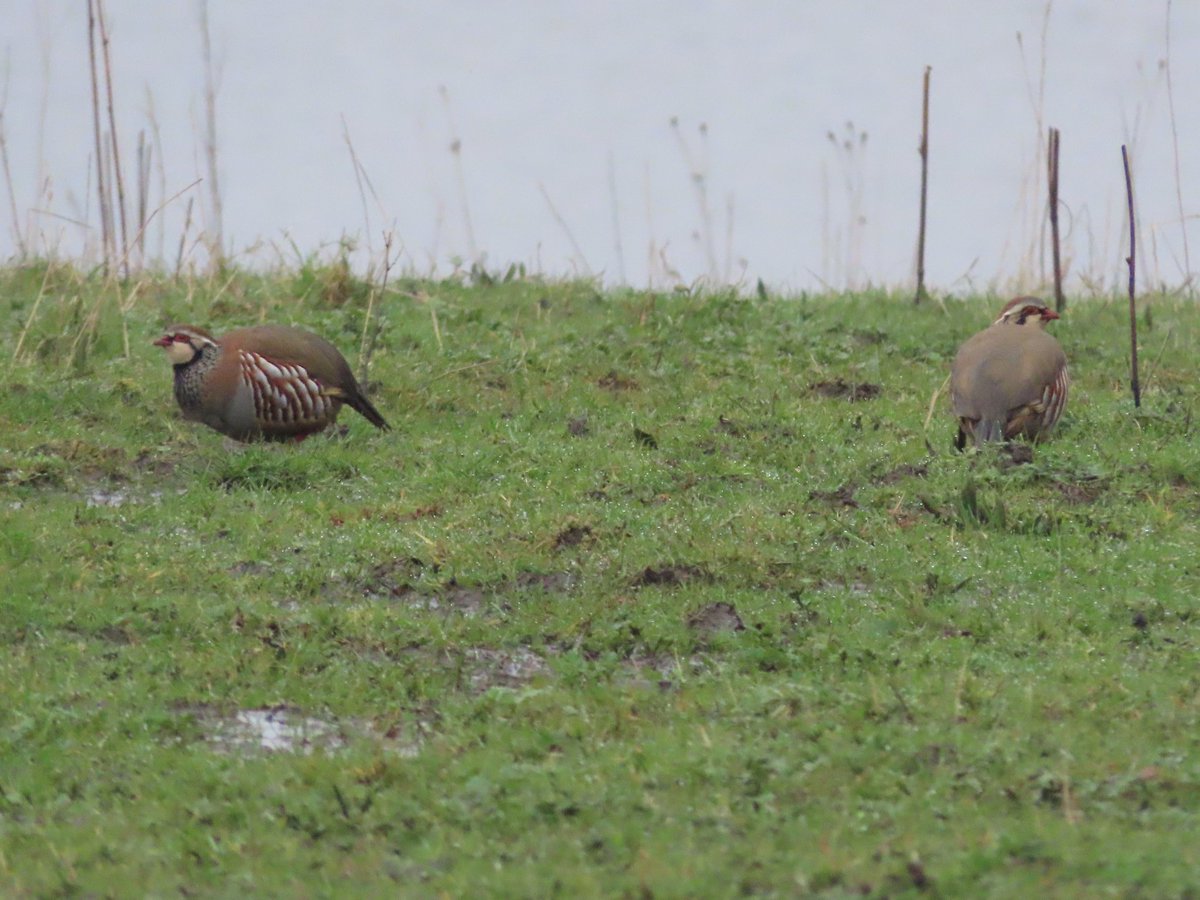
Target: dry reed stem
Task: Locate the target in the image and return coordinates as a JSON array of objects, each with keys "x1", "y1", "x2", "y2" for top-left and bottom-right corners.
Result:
[
  {"x1": 538, "y1": 183, "x2": 592, "y2": 277},
  {"x1": 113, "y1": 177, "x2": 201, "y2": 279},
  {"x1": 358, "y1": 230, "x2": 395, "y2": 384},
  {"x1": 0, "y1": 113, "x2": 27, "y2": 258},
  {"x1": 144, "y1": 87, "x2": 168, "y2": 261},
  {"x1": 438, "y1": 86, "x2": 478, "y2": 264},
  {"x1": 670, "y1": 117, "x2": 718, "y2": 281},
  {"x1": 1122, "y1": 145, "x2": 1140, "y2": 408},
  {"x1": 10, "y1": 263, "x2": 55, "y2": 367},
  {"x1": 1163, "y1": 0, "x2": 1192, "y2": 296},
  {"x1": 923, "y1": 372, "x2": 950, "y2": 433},
  {"x1": 341, "y1": 116, "x2": 390, "y2": 261},
  {"x1": 86, "y1": 0, "x2": 113, "y2": 268},
  {"x1": 175, "y1": 196, "x2": 194, "y2": 276},
  {"x1": 606, "y1": 152, "x2": 626, "y2": 284},
  {"x1": 198, "y1": 0, "x2": 224, "y2": 269},
  {"x1": 96, "y1": 0, "x2": 129, "y2": 279},
  {"x1": 136, "y1": 130, "x2": 150, "y2": 266}
]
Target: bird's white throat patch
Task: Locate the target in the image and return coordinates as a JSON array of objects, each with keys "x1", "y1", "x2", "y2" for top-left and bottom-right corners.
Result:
[{"x1": 164, "y1": 340, "x2": 198, "y2": 366}]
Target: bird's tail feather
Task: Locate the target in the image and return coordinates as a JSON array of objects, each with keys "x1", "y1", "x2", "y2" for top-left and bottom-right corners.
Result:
[{"x1": 349, "y1": 391, "x2": 390, "y2": 431}]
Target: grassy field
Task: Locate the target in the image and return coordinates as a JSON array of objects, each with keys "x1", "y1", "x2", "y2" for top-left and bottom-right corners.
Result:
[{"x1": 1, "y1": 263, "x2": 1198, "y2": 896}]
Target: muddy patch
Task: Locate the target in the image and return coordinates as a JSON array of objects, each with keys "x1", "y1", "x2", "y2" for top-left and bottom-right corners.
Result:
[
  {"x1": 686, "y1": 602, "x2": 745, "y2": 637},
  {"x1": 360, "y1": 559, "x2": 576, "y2": 614},
  {"x1": 554, "y1": 523, "x2": 593, "y2": 550},
  {"x1": 85, "y1": 488, "x2": 131, "y2": 508},
  {"x1": 809, "y1": 484, "x2": 859, "y2": 507},
  {"x1": 874, "y1": 463, "x2": 929, "y2": 485},
  {"x1": 567, "y1": 414, "x2": 591, "y2": 437},
  {"x1": 619, "y1": 650, "x2": 709, "y2": 689},
  {"x1": 399, "y1": 646, "x2": 552, "y2": 693},
  {"x1": 1001, "y1": 443, "x2": 1035, "y2": 466},
  {"x1": 1053, "y1": 479, "x2": 1105, "y2": 504},
  {"x1": 631, "y1": 564, "x2": 711, "y2": 588},
  {"x1": 810, "y1": 379, "x2": 882, "y2": 402},
  {"x1": 597, "y1": 370, "x2": 639, "y2": 391},
  {"x1": 462, "y1": 647, "x2": 551, "y2": 691}
]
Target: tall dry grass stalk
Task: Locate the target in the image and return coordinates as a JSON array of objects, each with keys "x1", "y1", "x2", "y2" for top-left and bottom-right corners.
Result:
[
  {"x1": 341, "y1": 115, "x2": 389, "y2": 260},
  {"x1": 96, "y1": 0, "x2": 129, "y2": 278},
  {"x1": 86, "y1": 0, "x2": 113, "y2": 268},
  {"x1": 669, "y1": 117, "x2": 719, "y2": 282},
  {"x1": 198, "y1": 0, "x2": 224, "y2": 270},
  {"x1": 136, "y1": 130, "x2": 150, "y2": 266},
  {"x1": 538, "y1": 183, "x2": 591, "y2": 277},
  {"x1": 438, "y1": 86, "x2": 478, "y2": 265},
  {"x1": 358, "y1": 230, "x2": 396, "y2": 384},
  {"x1": 826, "y1": 122, "x2": 869, "y2": 290},
  {"x1": 1163, "y1": 0, "x2": 1191, "y2": 296},
  {"x1": 606, "y1": 152, "x2": 626, "y2": 284},
  {"x1": 0, "y1": 112, "x2": 27, "y2": 259},
  {"x1": 1011, "y1": 3, "x2": 1052, "y2": 288}
]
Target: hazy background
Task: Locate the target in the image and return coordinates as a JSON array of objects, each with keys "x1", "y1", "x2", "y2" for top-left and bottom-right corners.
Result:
[{"x1": 2, "y1": 1, "x2": 1197, "y2": 292}]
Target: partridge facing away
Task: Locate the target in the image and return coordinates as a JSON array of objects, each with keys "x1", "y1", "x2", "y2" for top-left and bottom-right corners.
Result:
[
  {"x1": 154, "y1": 323, "x2": 389, "y2": 441},
  {"x1": 950, "y1": 297, "x2": 1069, "y2": 449}
]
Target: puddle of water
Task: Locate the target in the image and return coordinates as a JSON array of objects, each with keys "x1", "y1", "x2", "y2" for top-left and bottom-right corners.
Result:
[
  {"x1": 195, "y1": 706, "x2": 422, "y2": 757},
  {"x1": 206, "y1": 708, "x2": 346, "y2": 755},
  {"x1": 85, "y1": 488, "x2": 129, "y2": 508}
]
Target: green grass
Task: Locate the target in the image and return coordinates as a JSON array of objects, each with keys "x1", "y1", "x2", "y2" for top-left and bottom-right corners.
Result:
[{"x1": 1, "y1": 264, "x2": 1198, "y2": 896}]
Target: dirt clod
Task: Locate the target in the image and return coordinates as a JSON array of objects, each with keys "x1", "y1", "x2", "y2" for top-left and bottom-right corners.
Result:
[
  {"x1": 598, "y1": 370, "x2": 638, "y2": 391},
  {"x1": 810, "y1": 379, "x2": 882, "y2": 401},
  {"x1": 554, "y1": 524, "x2": 593, "y2": 549},
  {"x1": 686, "y1": 602, "x2": 745, "y2": 637},
  {"x1": 632, "y1": 564, "x2": 710, "y2": 588},
  {"x1": 809, "y1": 484, "x2": 858, "y2": 507}
]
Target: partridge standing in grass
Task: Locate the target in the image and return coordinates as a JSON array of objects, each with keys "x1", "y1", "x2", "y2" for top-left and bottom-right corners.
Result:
[
  {"x1": 950, "y1": 296, "x2": 1069, "y2": 449},
  {"x1": 155, "y1": 324, "x2": 389, "y2": 441}
]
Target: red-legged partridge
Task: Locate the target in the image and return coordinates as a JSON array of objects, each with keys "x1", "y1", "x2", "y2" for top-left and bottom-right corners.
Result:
[
  {"x1": 154, "y1": 324, "x2": 389, "y2": 441},
  {"x1": 950, "y1": 296, "x2": 1069, "y2": 449}
]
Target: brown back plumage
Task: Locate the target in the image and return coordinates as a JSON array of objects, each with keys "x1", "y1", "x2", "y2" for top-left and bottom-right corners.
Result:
[
  {"x1": 155, "y1": 323, "x2": 389, "y2": 441},
  {"x1": 950, "y1": 298, "x2": 1069, "y2": 447}
]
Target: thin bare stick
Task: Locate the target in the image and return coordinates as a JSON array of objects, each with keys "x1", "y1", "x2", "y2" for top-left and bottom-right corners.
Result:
[
  {"x1": 198, "y1": 0, "x2": 224, "y2": 268},
  {"x1": 96, "y1": 0, "x2": 129, "y2": 278},
  {"x1": 1164, "y1": 0, "x2": 1191, "y2": 295},
  {"x1": 86, "y1": 0, "x2": 112, "y2": 268},
  {"x1": 1122, "y1": 145, "x2": 1140, "y2": 408},
  {"x1": 1048, "y1": 127, "x2": 1064, "y2": 311},
  {"x1": 914, "y1": 65, "x2": 931, "y2": 304}
]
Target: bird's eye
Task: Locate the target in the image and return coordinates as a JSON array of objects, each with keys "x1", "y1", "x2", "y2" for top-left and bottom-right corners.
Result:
[{"x1": 173, "y1": 333, "x2": 190, "y2": 343}]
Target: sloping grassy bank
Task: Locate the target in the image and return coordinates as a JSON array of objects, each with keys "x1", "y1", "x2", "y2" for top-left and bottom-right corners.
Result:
[{"x1": 1, "y1": 265, "x2": 1197, "y2": 895}]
